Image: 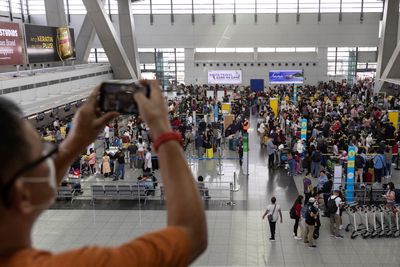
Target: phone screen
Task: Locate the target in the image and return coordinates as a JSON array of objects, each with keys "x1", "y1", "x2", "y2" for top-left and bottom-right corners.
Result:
[{"x1": 100, "y1": 82, "x2": 146, "y2": 115}]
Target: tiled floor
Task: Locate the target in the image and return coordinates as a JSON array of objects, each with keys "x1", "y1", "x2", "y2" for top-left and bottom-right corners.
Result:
[
  {"x1": 33, "y1": 209, "x2": 400, "y2": 267},
  {"x1": 33, "y1": 115, "x2": 400, "y2": 266}
]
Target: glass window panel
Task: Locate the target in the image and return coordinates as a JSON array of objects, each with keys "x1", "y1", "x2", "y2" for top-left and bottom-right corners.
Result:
[
  {"x1": 195, "y1": 48, "x2": 216, "y2": 52},
  {"x1": 152, "y1": 0, "x2": 171, "y2": 14},
  {"x1": 299, "y1": 0, "x2": 319, "y2": 13},
  {"x1": 172, "y1": 0, "x2": 192, "y2": 14},
  {"x1": 257, "y1": 0, "x2": 276, "y2": 13},
  {"x1": 363, "y1": 0, "x2": 383, "y2": 13},
  {"x1": 10, "y1": 0, "x2": 22, "y2": 15},
  {"x1": 216, "y1": 47, "x2": 235, "y2": 52},
  {"x1": 276, "y1": 47, "x2": 296, "y2": 52},
  {"x1": 215, "y1": 0, "x2": 234, "y2": 13},
  {"x1": 0, "y1": 0, "x2": 9, "y2": 12},
  {"x1": 320, "y1": 0, "x2": 340, "y2": 13},
  {"x1": 194, "y1": 0, "x2": 213, "y2": 14},
  {"x1": 258, "y1": 47, "x2": 276, "y2": 52},
  {"x1": 278, "y1": 0, "x2": 298, "y2": 13},
  {"x1": 358, "y1": 47, "x2": 377, "y2": 51},
  {"x1": 139, "y1": 48, "x2": 155, "y2": 52},
  {"x1": 132, "y1": 0, "x2": 151, "y2": 14},
  {"x1": 236, "y1": 47, "x2": 254, "y2": 52},
  {"x1": 342, "y1": 0, "x2": 361, "y2": 13},
  {"x1": 295, "y1": 47, "x2": 316, "y2": 52},
  {"x1": 236, "y1": 0, "x2": 255, "y2": 13}
]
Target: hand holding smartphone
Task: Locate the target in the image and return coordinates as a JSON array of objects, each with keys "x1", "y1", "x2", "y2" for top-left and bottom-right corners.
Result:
[{"x1": 99, "y1": 81, "x2": 150, "y2": 115}]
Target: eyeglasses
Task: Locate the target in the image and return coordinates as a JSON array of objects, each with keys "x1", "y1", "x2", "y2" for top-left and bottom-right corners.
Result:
[{"x1": 0, "y1": 142, "x2": 58, "y2": 204}]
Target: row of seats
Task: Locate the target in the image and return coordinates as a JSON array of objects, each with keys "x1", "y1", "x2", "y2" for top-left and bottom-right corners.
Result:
[{"x1": 91, "y1": 184, "x2": 149, "y2": 204}]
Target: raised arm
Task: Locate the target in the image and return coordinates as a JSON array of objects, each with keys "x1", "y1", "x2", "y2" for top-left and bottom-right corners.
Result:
[
  {"x1": 54, "y1": 88, "x2": 119, "y2": 183},
  {"x1": 134, "y1": 80, "x2": 207, "y2": 264}
]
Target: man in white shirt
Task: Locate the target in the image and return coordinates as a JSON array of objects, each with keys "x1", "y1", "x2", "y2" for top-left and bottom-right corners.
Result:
[
  {"x1": 328, "y1": 190, "x2": 343, "y2": 238},
  {"x1": 104, "y1": 125, "x2": 110, "y2": 149},
  {"x1": 144, "y1": 147, "x2": 153, "y2": 173},
  {"x1": 262, "y1": 197, "x2": 283, "y2": 241}
]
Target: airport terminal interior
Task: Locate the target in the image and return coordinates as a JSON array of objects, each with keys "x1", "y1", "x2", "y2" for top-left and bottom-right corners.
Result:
[{"x1": 1, "y1": 0, "x2": 400, "y2": 266}]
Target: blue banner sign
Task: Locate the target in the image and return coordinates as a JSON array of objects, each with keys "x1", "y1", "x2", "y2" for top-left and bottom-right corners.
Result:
[
  {"x1": 293, "y1": 85, "x2": 297, "y2": 103},
  {"x1": 301, "y1": 118, "x2": 307, "y2": 140},
  {"x1": 346, "y1": 146, "x2": 356, "y2": 202},
  {"x1": 269, "y1": 70, "x2": 304, "y2": 84}
]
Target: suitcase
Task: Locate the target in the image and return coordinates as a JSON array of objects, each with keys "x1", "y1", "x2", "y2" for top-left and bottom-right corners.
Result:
[
  {"x1": 206, "y1": 148, "x2": 214, "y2": 159},
  {"x1": 229, "y1": 138, "x2": 237, "y2": 151},
  {"x1": 151, "y1": 157, "x2": 159, "y2": 170},
  {"x1": 135, "y1": 159, "x2": 144, "y2": 169}
]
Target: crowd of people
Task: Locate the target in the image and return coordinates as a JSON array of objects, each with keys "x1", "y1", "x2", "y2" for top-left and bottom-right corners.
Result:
[{"x1": 259, "y1": 78, "x2": 400, "y2": 247}]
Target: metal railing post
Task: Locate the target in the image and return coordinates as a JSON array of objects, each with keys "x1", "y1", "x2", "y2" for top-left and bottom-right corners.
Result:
[
  {"x1": 217, "y1": 146, "x2": 224, "y2": 176},
  {"x1": 232, "y1": 172, "x2": 239, "y2": 191},
  {"x1": 226, "y1": 182, "x2": 236, "y2": 206}
]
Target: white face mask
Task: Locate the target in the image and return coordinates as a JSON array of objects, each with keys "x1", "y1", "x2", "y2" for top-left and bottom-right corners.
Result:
[{"x1": 20, "y1": 157, "x2": 57, "y2": 209}]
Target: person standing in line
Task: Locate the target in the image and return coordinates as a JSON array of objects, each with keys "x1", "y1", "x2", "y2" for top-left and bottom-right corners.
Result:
[
  {"x1": 104, "y1": 124, "x2": 110, "y2": 150},
  {"x1": 303, "y1": 197, "x2": 319, "y2": 248},
  {"x1": 113, "y1": 148, "x2": 125, "y2": 181},
  {"x1": 262, "y1": 197, "x2": 283, "y2": 242},
  {"x1": 144, "y1": 147, "x2": 153, "y2": 174},
  {"x1": 88, "y1": 148, "x2": 96, "y2": 174},
  {"x1": 238, "y1": 137, "x2": 244, "y2": 167},
  {"x1": 373, "y1": 149, "x2": 385, "y2": 184},
  {"x1": 327, "y1": 190, "x2": 343, "y2": 238},
  {"x1": 292, "y1": 195, "x2": 304, "y2": 240},
  {"x1": 127, "y1": 141, "x2": 138, "y2": 169},
  {"x1": 266, "y1": 136, "x2": 276, "y2": 168},
  {"x1": 303, "y1": 173, "x2": 313, "y2": 204},
  {"x1": 102, "y1": 152, "x2": 111, "y2": 178}
]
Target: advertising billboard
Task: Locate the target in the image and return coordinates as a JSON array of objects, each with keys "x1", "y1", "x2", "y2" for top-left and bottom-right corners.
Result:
[
  {"x1": 269, "y1": 70, "x2": 304, "y2": 84},
  {"x1": 208, "y1": 70, "x2": 242, "y2": 84},
  {"x1": 0, "y1": 22, "x2": 24, "y2": 65},
  {"x1": 25, "y1": 24, "x2": 76, "y2": 63}
]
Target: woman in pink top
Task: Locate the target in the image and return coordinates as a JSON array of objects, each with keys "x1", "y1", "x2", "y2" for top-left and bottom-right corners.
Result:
[{"x1": 88, "y1": 148, "x2": 96, "y2": 174}]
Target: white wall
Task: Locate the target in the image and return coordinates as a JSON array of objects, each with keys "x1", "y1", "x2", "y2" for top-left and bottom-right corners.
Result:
[
  {"x1": 29, "y1": 13, "x2": 381, "y2": 48},
  {"x1": 185, "y1": 48, "x2": 328, "y2": 86}
]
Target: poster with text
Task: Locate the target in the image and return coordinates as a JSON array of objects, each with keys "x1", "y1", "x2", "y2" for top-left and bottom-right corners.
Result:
[
  {"x1": 269, "y1": 70, "x2": 304, "y2": 84},
  {"x1": 25, "y1": 24, "x2": 76, "y2": 63},
  {"x1": 0, "y1": 22, "x2": 24, "y2": 65},
  {"x1": 208, "y1": 70, "x2": 242, "y2": 84}
]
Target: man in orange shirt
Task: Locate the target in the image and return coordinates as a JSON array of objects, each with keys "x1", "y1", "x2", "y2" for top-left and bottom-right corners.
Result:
[{"x1": 0, "y1": 80, "x2": 207, "y2": 266}]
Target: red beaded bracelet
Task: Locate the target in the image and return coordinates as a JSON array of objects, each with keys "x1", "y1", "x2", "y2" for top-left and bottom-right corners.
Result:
[{"x1": 153, "y1": 132, "x2": 183, "y2": 152}]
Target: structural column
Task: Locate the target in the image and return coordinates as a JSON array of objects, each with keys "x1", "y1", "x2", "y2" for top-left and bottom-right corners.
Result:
[
  {"x1": 375, "y1": 0, "x2": 399, "y2": 93},
  {"x1": 75, "y1": 14, "x2": 97, "y2": 63},
  {"x1": 118, "y1": 0, "x2": 141, "y2": 79},
  {"x1": 44, "y1": 0, "x2": 68, "y2": 27},
  {"x1": 82, "y1": 0, "x2": 137, "y2": 80}
]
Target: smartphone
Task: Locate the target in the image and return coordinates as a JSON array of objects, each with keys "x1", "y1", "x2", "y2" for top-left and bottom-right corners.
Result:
[{"x1": 99, "y1": 81, "x2": 150, "y2": 115}]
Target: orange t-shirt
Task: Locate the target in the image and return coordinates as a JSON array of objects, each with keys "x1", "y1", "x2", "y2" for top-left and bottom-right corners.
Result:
[{"x1": 1, "y1": 227, "x2": 190, "y2": 267}]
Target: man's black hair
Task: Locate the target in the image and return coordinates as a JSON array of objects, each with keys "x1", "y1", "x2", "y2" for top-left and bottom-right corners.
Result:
[{"x1": 0, "y1": 98, "x2": 30, "y2": 188}]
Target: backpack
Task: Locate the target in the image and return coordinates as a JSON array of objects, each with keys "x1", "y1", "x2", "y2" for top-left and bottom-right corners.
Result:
[
  {"x1": 355, "y1": 155, "x2": 364, "y2": 169},
  {"x1": 312, "y1": 151, "x2": 322, "y2": 162},
  {"x1": 326, "y1": 196, "x2": 338, "y2": 214},
  {"x1": 289, "y1": 206, "x2": 297, "y2": 219}
]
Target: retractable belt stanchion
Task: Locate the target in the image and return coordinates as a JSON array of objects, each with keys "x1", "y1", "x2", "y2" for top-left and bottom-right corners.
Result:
[
  {"x1": 232, "y1": 172, "x2": 239, "y2": 192},
  {"x1": 226, "y1": 182, "x2": 236, "y2": 206},
  {"x1": 217, "y1": 146, "x2": 224, "y2": 176}
]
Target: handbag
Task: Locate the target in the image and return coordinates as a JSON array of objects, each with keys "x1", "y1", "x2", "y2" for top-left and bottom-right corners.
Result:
[{"x1": 267, "y1": 204, "x2": 277, "y2": 222}]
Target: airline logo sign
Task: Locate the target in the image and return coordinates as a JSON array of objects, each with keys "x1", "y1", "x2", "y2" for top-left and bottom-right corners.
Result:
[
  {"x1": 301, "y1": 118, "x2": 307, "y2": 140},
  {"x1": 346, "y1": 146, "x2": 356, "y2": 202}
]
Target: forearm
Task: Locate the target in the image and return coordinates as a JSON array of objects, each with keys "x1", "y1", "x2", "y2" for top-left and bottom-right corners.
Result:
[{"x1": 157, "y1": 141, "x2": 207, "y2": 260}]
